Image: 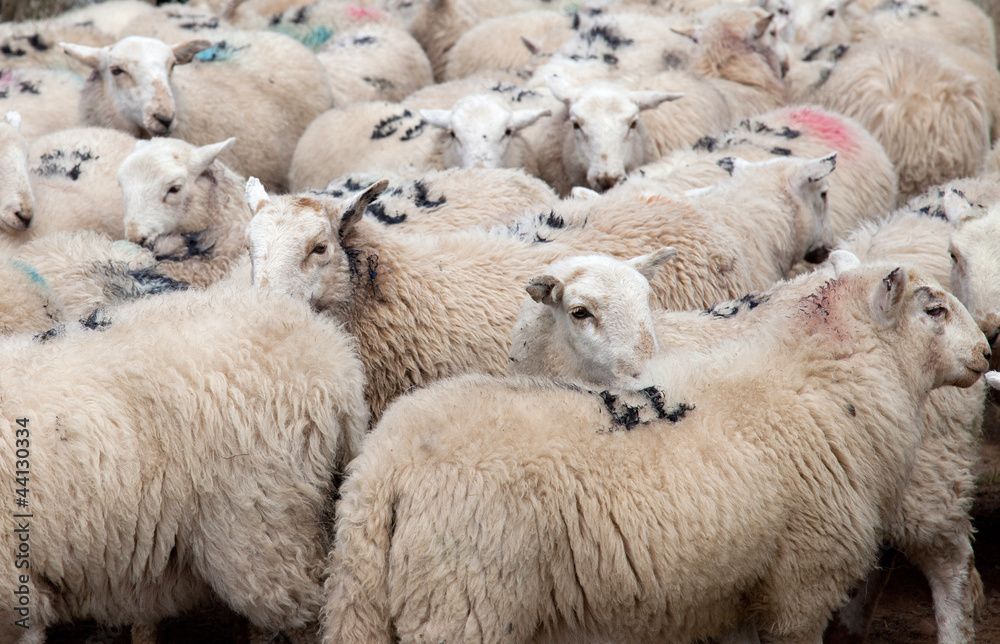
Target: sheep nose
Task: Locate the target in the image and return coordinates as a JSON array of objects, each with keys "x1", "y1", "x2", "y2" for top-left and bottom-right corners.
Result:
[
  {"x1": 984, "y1": 346, "x2": 993, "y2": 363},
  {"x1": 14, "y1": 209, "x2": 31, "y2": 226},
  {"x1": 591, "y1": 175, "x2": 620, "y2": 192},
  {"x1": 153, "y1": 113, "x2": 173, "y2": 131},
  {"x1": 803, "y1": 245, "x2": 830, "y2": 264}
]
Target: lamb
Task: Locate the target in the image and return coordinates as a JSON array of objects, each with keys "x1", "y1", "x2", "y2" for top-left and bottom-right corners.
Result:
[
  {"x1": 514, "y1": 250, "x2": 677, "y2": 387},
  {"x1": 321, "y1": 258, "x2": 990, "y2": 644},
  {"x1": 443, "y1": 9, "x2": 574, "y2": 80},
  {"x1": 789, "y1": 38, "x2": 991, "y2": 202},
  {"x1": 0, "y1": 278, "x2": 367, "y2": 644},
  {"x1": 637, "y1": 104, "x2": 897, "y2": 236},
  {"x1": 0, "y1": 69, "x2": 81, "y2": 142},
  {"x1": 64, "y1": 31, "x2": 333, "y2": 191},
  {"x1": 316, "y1": 22, "x2": 433, "y2": 104},
  {"x1": 312, "y1": 166, "x2": 559, "y2": 234},
  {"x1": 0, "y1": 112, "x2": 32, "y2": 238},
  {"x1": 247, "y1": 154, "x2": 829, "y2": 420},
  {"x1": 118, "y1": 136, "x2": 250, "y2": 287}
]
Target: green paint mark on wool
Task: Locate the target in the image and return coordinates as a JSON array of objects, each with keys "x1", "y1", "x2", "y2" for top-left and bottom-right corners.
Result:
[{"x1": 194, "y1": 40, "x2": 248, "y2": 63}]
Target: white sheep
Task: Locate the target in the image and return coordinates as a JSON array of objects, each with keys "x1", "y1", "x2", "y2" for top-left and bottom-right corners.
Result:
[
  {"x1": 514, "y1": 250, "x2": 677, "y2": 387},
  {"x1": 420, "y1": 93, "x2": 552, "y2": 173},
  {"x1": 312, "y1": 166, "x2": 560, "y2": 234},
  {"x1": 0, "y1": 112, "x2": 33, "y2": 238},
  {"x1": 322, "y1": 259, "x2": 990, "y2": 644},
  {"x1": 118, "y1": 136, "x2": 250, "y2": 287},
  {"x1": 789, "y1": 38, "x2": 991, "y2": 202},
  {"x1": 0, "y1": 16, "x2": 115, "y2": 75},
  {"x1": 316, "y1": 22, "x2": 433, "y2": 104},
  {"x1": 0, "y1": 279, "x2": 367, "y2": 644},
  {"x1": 637, "y1": 104, "x2": 897, "y2": 236},
  {"x1": 64, "y1": 31, "x2": 333, "y2": 191},
  {"x1": 0, "y1": 69, "x2": 81, "y2": 142}
]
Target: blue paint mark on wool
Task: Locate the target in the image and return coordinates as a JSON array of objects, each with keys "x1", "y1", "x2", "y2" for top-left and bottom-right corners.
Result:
[
  {"x1": 8, "y1": 259, "x2": 48, "y2": 290},
  {"x1": 301, "y1": 26, "x2": 333, "y2": 51},
  {"x1": 194, "y1": 40, "x2": 247, "y2": 63}
]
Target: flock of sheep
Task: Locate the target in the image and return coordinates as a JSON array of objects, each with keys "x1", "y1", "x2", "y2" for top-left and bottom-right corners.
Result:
[{"x1": 2, "y1": 0, "x2": 1000, "y2": 642}]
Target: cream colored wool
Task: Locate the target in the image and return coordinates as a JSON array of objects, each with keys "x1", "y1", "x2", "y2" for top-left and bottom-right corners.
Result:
[
  {"x1": 313, "y1": 167, "x2": 559, "y2": 234},
  {"x1": 119, "y1": 3, "x2": 233, "y2": 42},
  {"x1": 322, "y1": 261, "x2": 989, "y2": 644},
  {"x1": 0, "y1": 114, "x2": 33, "y2": 242},
  {"x1": 638, "y1": 104, "x2": 897, "y2": 237},
  {"x1": 317, "y1": 23, "x2": 432, "y2": 105},
  {"x1": 0, "y1": 281, "x2": 367, "y2": 643},
  {"x1": 791, "y1": 39, "x2": 990, "y2": 203},
  {"x1": 443, "y1": 10, "x2": 574, "y2": 81},
  {"x1": 0, "y1": 259, "x2": 61, "y2": 335},
  {"x1": 0, "y1": 69, "x2": 81, "y2": 142},
  {"x1": 118, "y1": 137, "x2": 250, "y2": 288},
  {"x1": 0, "y1": 19, "x2": 114, "y2": 75}
]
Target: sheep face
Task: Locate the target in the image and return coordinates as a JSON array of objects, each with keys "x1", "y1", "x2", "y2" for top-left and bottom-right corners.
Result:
[
  {"x1": 119, "y1": 137, "x2": 235, "y2": 257},
  {"x1": 547, "y1": 78, "x2": 681, "y2": 192},
  {"x1": 421, "y1": 95, "x2": 549, "y2": 169},
  {"x1": 245, "y1": 179, "x2": 388, "y2": 309},
  {"x1": 62, "y1": 36, "x2": 210, "y2": 137},
  {"x1": 0, "y1": 113, "x2": 33, "y2": 233},
  {"x1": 945, "y1": 201, "x2": 1000, "y2": 346},
  {"x1": 761, "y1": 0, "x2": 856, "y2": 58},
  {"x1": 826, "y1": 261, "x2": 990, "y2": 390},
  {"x1": 526, "y1": 250, "x2": 676, "y2": 387}
]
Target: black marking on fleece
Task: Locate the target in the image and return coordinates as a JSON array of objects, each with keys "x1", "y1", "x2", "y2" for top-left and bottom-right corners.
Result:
[
  {"x1": 830, "y1": 44, "x2": 849, "y2": 61},
  {"x1": 583, "y1": 25, "x2": 634, "y2": 50},
  {"x1": 694, "y1": 136, "x2": 718, "y2": 152},
  {"x1": 544, "y1": 211, "x2": 564, "y2": 229},
  {"x1": 399, "y1": 119, "x2": 427, "y2": 142},
  {"x1": 126, "y1": 267, "x2": 189, "y2": 295},
  {"x1": 599, "y1": 388, "x2": 693, "y2": 431},
  {"x1": 353, "y1": 36, "x2": 377, "y2": 46},
  {"x1": 33, "y1": 325, "x2": 64, "y2": 343},
  {"x1": 490, "y1": 83, "x2": 538, "y2": 103},
  {"x1": 371, "y1": 111, "x2": 412, "y2": 140},
  {"x1": 717, "y1": 157, "x2": 735, "y2": 176},
  {"x1": 291, "y1": 6, "x2": 309, "y2": 24},
  {"x1": 770, "y1": 147, "x2": 792, "y2": 156},
  {"x1": 662, "y1": 51, "x2": 683, "y2": 69},
  {"x1": 32, "y1": 149, "x2": 98, "y2": 182},
  {"x1": 80, "y1": 309, "x2": 112, "y2": 331},
  {"x1": 27, "y1": 34, "x2": 48, "y2": 52},
  {"x1": 366, "y1": 202, "x2": 406, "y2": 225},
  {"x1": 363, "y1": 77, "x2": 395, "y2": 93},
  {"x1": 703, "y1": 292, "x2": 768, "y2": 318},
  {"x1": 412, "y1": 181, "x2": 445, "y2": 209},
  {"x1": 18, "y1": 80, "x2": 39, "y2": 95},
  {"x1": 1, "y1": 43, "x2": 26, "y2": 58},
  {"x1": 600, "y1": 391, "x2": 641, "y2": 430}
]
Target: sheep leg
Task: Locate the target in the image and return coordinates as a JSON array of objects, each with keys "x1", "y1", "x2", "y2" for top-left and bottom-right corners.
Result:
[
  {"x1": 828, "y1": 554, "x2": 894, "y2": 642},
  {"x1": 909, "y1": 540, "x2": 980, "y2": 644},
  {"x1": 130, "y1": 623, "x2": 157, "y2": 644}
]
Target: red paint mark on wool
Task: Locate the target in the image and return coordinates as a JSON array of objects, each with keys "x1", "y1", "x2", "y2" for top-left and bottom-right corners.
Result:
[
  {"x1": 788, "y1": 106, "x2": 858, "y2": 160},
  {"x1": 347, "y1": 6, "x2": 385, "y2": 20}
]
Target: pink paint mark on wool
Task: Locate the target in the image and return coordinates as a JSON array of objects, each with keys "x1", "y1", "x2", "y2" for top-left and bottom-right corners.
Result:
[
  {"x1": 0, "y1": 71, "x2": 17, "y2": 89},
  {"x1": 347, "y1": 6, "x2": 385, "y2": 20},
  {"x1": 788, "y1": 106, "x2": 857, "y2": 160}
]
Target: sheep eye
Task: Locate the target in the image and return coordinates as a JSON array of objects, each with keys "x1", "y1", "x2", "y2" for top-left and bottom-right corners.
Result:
[
  {"x1": 110, "y1": 66, "x2": 125, "y2": 76},
  {"x1": 167, "y1": 185, "x2": 181, "y2": 195},
  {"x1": 926, "y1": 306, "x2": 947, "y2": 319},
  {"x1": 570, "y1": 307, "x2": 592, "y2": 320},
  {"x1": 949, "y1": 250, "x2": 958, "y2": 264},
  {"x1": 572, "y1": 121, "x2": 581, "y2": 130},
  {"x1": 449, "y1": 131, "x2": 456, "y2": 139},
  {"x1": 629, "y1": 120, "x2": 638, "y2": 130},
  {"x1": 777, "y1": 7, "x2": 789, "y2": 15},
  {"x1": 820, "y1": 190, "x2": 828, "y2": 202},
  {"x1": 825, "y1": 8, "x2": 836, "y2": 17},
  {"x1": 504, "y1": 128, "x2": 512, "y2": 136},
  {"x1": 311, "y1": 244, "x2": 328, "y2": 255}
]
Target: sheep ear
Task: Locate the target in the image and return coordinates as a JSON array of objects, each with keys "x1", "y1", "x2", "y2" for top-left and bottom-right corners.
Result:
[
  {"x1": 628, "y1": 247, "x2": 677, "y2": 281},
  {"x1": 339, "y1": 179, "x2": 390, "y2": 238},
  {"x1": 684, "y1": 185, "x2": 715, "y2": 198},
  {"x1": 419, "y1": 109, "x2": 452, "y2": 130},
  {"x1": 133, "y1": 139, "x2": 150, "y2": 151},
  {"x1": 245, "y1": 177, "x2": 269, "y2": 213},
  {"x1": 799, "y1": 153, "x2": 837, "y2": 183},
  {"x1": 828, "y1": 249, "x2": 861, "y2": 277},
  {"x1": 753, "y1": 13, "x2": 775, "y2": 39},
  {"x1": 190, "y1": 137, "x2": 235, "y2": 175},
  {"x1": 872, "y1": 267, "x2": 908, "y2": 323},
  {"x1": 942, "y1": 189, "x2": 977, "y2": 223},
  {"x1": 509, "y1": 108, "x2": 551, "y2": 132},
  {"x1": 61, "y1": 42, "x2": 105, "y2": 68},
  {"x1": 521, "y1": 36, "x2": 541, "y2": 55},
  {"x1": 631, "y1": 91, "x2": 684, "y2": 111},
  {"x1": 670, "y1": 26, "x2": 700, "y2": 43},
  {"x1": 4, "y1": 111, "x2": 21, "y2": 131},
  {"x1": 984, "y1": 371, "x2": 1000, "y2": 390},
  {"x1": 172, "y1": 39, "x2": 212, "y2": 65},
  {"x1": 545, "y1": 75, "x2": 577, "y2": 104},
  {"x1": 526, "y1": 274, "x2": 564, "y2": 305}
]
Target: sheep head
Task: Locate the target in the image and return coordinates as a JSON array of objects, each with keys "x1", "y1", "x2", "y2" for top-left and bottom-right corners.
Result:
[
  {"x1": 63, "y1": 36, "x2": 210, "y2": 137},
  {"x1": 119, "y1": 137, "x2": 235, "y2": 258},
  {"x1": 525, "y1": 249, "x2": 676, "y2": 386},
  {"x1": 421, "y1": 94, "x2": 550, "y2": 169},
  {"x1": 547, "y1": 75, "x2": 682, "y2": 192},
  {"x1": 944, "y1": 192, "x2": 1000, "y2": 347},
  {"x1": 244, "y1": 179, "x2": 388, "y2": 309},
  {"x1": 0, "y1": 111, "x2": 33, "y2": 234}
]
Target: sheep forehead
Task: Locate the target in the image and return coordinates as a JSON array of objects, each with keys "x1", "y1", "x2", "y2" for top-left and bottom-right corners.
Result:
[
  {"x1": 120, "y1": 141, "x2": 192, "y2": 186},
  {"x1": 248, "y1": 197, "x2": 331, "y2": 254},
  {"x1": 571, "y1": 91, "x2": 638, "y2": 127},
  {"x1": 558, "y1": 258, "x2": 651, "y2": 310},
  {"x1": 109, "y1": 37, "x2": 175, "y2": 72},
  {"x1": 450, "y1": 97, "x2": 511, "y2": 138}
]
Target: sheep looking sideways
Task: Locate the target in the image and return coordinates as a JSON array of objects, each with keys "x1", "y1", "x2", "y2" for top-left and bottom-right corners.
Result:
[{"x1": 322, "y1": 259, "x2": 991, "y2": 644}]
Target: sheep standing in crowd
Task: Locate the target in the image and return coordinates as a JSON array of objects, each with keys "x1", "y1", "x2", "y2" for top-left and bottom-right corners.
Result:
[
  {"x1": 118, "y1": 136, "x2": 250, "y2": 286},
  {"x1": 0, "y1": 281, "x2": 367, "y2": 644},
  {"x1": 323, "y1": 259, "x2": 990, "y2": 644},
  {"x1": 65, "y1": 30, "x2": 332, "y2": 190}
]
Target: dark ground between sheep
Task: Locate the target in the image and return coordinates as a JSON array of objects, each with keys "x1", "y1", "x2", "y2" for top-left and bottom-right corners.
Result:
[{"x1": 48, "y1": 402, "x2": 1000, "y2": 644}]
